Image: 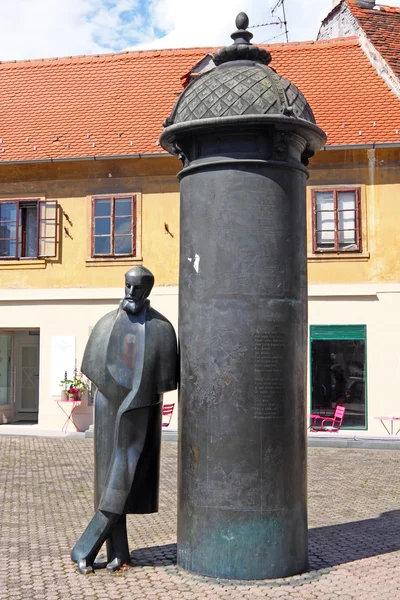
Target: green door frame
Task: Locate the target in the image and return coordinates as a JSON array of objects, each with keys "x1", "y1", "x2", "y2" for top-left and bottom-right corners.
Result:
[{"x1": 309, "y1": 325, "x2": 368, "y2": 430}]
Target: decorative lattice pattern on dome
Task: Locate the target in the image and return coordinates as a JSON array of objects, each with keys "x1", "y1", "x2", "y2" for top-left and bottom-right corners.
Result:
[
  {"x1": 172, "y1": 65, "x2": 315, "y2": 124},
  {"x1": 279, "y1": 76, "x2": 315, "y2": 123}
]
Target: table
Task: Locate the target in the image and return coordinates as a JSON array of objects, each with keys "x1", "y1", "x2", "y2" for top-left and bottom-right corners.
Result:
[
  {"x1": 374, "y1": 415, "x2": 400, "y2": 435},
  {"x1": 56, "y1": 399, "x2": 82, "y2": 433}
]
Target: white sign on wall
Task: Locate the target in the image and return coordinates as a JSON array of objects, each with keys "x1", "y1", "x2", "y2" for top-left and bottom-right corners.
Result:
[{"x1": 51, "y1": 336, "x2": 76, "y2": 396}]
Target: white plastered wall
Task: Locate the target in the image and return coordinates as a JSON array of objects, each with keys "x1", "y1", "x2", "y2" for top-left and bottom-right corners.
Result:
[
  {"x1": 1, "y1": 283, "x2": 399, "y2": 436},
  {"x1": 309, "y1": 283, "x2": 400, "y2": 435},
  {"x1": 0, "y1": 286, "x2": 179, "y2": 432}
]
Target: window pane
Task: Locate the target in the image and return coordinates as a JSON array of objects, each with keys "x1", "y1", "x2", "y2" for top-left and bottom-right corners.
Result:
[
  {"x1": 115, "y1": 198, "x2": 132, "y2": 217},
  {"x1": 316, "y1": 211, "x2": 334, "y2": 233},
  {"x1": 315, "y1": 191, "x2": 334, "y2": 211},
  {"x1": 39, "y1": 240, "x2": 56, "y2": 257},
  {"x1": 316, "y1": 211, "x2": 335, "y2": 247},
  {"x1": 94, "y1": 236, "x2": 111, "y2": 255},
  {"x1": 0, "y1": 223, "x2": 16, "y2": 239},
  {"x1": 339, "y1": 230, "x2": 356, "y2": 247},
  {"x1": 94, "y1": 217, "x2": 111, "y2": 235},
  {"x1": 94, "y1": 199, "x2": 111, "y2": 217},
  {"x1": 39, "y1": 222, "x2": 56, "y2": 239},
  {"x1": 338, "y1": 191, "x2": 356, "y2": 211},
  {"x1": 0, "y1": 240, "x2": 16, "y2": 257},
  {"x1": 0, "y1": 203, "x2": 16, "y2": 221},
  {"x1": 338, "y1": 191, "x2": 356, "y2": 248},
  {"x1": 115, "y1": 216, "x2": 132, "y2": 235},
  {"x1": 114, "y1": 236, "x2": 132, "y2": 255},
  {"x1": 311, "y1": 337, "x2": 366, "y2": 428},
  {"x1": 39, "y1": 202, "x2": 56, "y2": 221}
]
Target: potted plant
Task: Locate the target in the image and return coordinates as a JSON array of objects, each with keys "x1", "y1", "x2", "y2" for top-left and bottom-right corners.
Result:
[{"x1": 59, "y1": 368, "x2": 88, "y2": 401}]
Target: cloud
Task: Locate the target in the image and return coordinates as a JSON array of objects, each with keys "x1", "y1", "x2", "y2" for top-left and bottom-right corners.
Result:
[
  {"x1": 0, "y1": 0, "x2": 145, "y2": 61},
  {"x1": 138, "y1": 0, "x2": 334, "y2": 49},
  {"x1": 0, "y1": 0, "x2": 400, "y2": 61}
]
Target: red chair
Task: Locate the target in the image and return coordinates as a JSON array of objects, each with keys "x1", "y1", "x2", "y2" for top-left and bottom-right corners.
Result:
[
  {"x1": 310, "y1": 406, "x2": 346, "y2": 432},
  {"x1": 162, "y1": 403, "x2": 175, "y2": 428}
]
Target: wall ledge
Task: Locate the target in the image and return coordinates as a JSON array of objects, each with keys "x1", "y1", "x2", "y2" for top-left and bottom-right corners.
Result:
[
  {"x1": 0, "y1": 285, "x2": 179, "y2": 302},
  {"x1": 308, "y1": 283, "x2": 400, "y2": 297},
  {"x1": 307, "y1": 251, "x2": 370, "y2": 262}
]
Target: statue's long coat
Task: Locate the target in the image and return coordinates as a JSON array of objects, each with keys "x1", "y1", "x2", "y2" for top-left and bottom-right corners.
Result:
[{"x1": 81, "y1": 300, "x2": 177, "y2": 516}]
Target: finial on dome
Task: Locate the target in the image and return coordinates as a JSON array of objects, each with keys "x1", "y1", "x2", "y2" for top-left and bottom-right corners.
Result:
[
  {"x1": 213, "y1": 11, "x2": 271, "y2": 66},
  {"x1": 231, "y1": 12, "x2": 253, "y2": 45},
  {"x1": 235, "y1": 12, "x2": 249, "y2": 30}
]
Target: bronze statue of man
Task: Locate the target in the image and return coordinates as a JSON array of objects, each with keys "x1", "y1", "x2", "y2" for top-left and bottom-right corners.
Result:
[{"x1": 71, "y1": 266, "x2": 178, "y2": 573}]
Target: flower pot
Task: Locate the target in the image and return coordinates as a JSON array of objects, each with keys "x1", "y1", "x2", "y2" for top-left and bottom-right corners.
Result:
[{"x1": 62, "y1": 390, "x2": 81, "y2": 401}]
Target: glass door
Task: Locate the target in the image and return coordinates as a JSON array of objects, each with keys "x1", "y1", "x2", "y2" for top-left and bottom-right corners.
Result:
[
  {"x1": 0, "y1": 334, "x2": 12, "y2": 406},
  {"x1": 15, "y1": 333, "x2": 39, "y2": 413}
]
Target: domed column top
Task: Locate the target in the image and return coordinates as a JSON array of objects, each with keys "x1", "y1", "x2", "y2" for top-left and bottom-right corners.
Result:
[{"x1": 159, "y1": 10, "x2": 326, "y2": 165}]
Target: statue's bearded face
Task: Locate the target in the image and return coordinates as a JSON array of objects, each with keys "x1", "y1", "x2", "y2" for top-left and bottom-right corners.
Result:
[{"x1": 122, "y1": 275, "x2": 152, "y2": 314}]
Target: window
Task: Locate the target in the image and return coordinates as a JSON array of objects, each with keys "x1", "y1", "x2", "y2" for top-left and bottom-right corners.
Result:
[
  {"x1": 310, "y1": 325, "x2": 367, "y2": 429},
  {"x1": 92, "y1": 195, "x2": 136, "y2": 257},
  {"x1": 312, "y1": 188, "x2": 361, "y2": 252},
  {"x1": 0, "y1": 200, "x2": 58, "y2": 259}
]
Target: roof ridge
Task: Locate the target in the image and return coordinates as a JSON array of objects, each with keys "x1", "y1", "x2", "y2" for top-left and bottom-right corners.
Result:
[
  {"x1": 261, "y1": 36, "x2": 359, "y2": 50},
  {"x1": 348, "y1": 0, "x2": 400, "y2": 14},
  {"x1": 0, "y1": 46, "x2": 216, "y2": 68},
  {"x1": 374, "y1": 4, "x2": 400, "y2": 14},
  {"x1": 321, "y1": 0, "x2": 343, "y2": 23},
  {"x1": 0, "y1": 36, "x2": 360, "y2": 70},
  {"x1": 323, "y1": 0, "x2": 400, "y2": 23}
]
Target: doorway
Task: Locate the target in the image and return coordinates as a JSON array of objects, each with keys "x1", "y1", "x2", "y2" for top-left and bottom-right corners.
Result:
[
  {"x1": 310, "y1": 325, "x2": 367, "y2": 429},
  {"x1": 0, "y1": 330, "x2": 40, "y2": 424}
]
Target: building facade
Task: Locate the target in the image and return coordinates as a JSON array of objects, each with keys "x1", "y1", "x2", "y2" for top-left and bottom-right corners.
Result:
[
  {"x1": 0, "y1": 157, "x2": 180, "y2": 430},
  {"x1": 307, "y1": 147, "x2": 400, "y2": 433},
  {"x1": 1, "y1": 10, "x2": 400, "y2": 434}
]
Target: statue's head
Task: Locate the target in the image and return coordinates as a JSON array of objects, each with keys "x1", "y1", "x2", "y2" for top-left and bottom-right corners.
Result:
[{"x1": 122, "y1": 266, "x2": 154, "y2": 314}]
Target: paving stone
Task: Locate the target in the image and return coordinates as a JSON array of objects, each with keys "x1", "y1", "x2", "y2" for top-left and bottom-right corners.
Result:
[{"x1": 1, "y1": 438, "x2": 400, "y2": 599}]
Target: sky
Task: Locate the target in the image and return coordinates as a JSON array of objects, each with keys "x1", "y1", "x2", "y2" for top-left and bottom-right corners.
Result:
[{"x1": 0, "y1": 0, "x2": 400, "y2": 62}]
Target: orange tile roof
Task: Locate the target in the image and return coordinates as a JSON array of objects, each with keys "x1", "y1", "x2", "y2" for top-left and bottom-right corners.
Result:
[
  {"x1": 335, "y1": 1, "x2": 400, "y2": 81},
  {"x1": 268, "y1": 36, "x2": 400, "y2": 147},
  {"x1": 0, "y1": 37, "x2": 400, "y2": 163}
]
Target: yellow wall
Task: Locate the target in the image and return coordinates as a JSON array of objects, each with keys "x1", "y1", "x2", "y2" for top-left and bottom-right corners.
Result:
[
  {"x1": 0, "y1": 156, "x2": 181, "y2": 287},
  {"x1": 308, "y1": 147, "x2": 400, "y2": 284},
  {"x1": 0, "y1": 147, "x2": 399, "y2": 289}
]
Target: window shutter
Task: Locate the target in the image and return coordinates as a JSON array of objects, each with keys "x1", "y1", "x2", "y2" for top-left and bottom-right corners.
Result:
[
  {"x1": 37, "y1": 200, "x2": 58, "y2": 258},
  {"x1": 311, "y1": 191, "x2": 317, "y2": 252}
]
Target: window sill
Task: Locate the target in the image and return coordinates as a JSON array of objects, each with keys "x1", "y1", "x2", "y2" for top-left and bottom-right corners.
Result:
[
  {"x1": 308, "y1": 251, "x2": 370, "y2": 262},
  {"x1": 86, "y1": 256, "x2": 143, "y2": 267},
  {"x1": 0, "y1": 259, "x2": 46, "y2": 269}
]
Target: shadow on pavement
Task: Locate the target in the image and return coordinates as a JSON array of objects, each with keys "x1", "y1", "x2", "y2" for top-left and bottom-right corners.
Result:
[
  {"x1": 309, "y1": 509, "x2": 400, "y2": 569},
  {"x1": 130, "y1": 510, "x2": 400, "y2": 580},
  {"x1": 130, "y1": 542, "x2": 177, "y2": 567}
]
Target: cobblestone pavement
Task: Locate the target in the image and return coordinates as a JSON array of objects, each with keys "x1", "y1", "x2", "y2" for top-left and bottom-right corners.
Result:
[{"x1": 1, "y1": 438, "x2": 400, "y2": 600}]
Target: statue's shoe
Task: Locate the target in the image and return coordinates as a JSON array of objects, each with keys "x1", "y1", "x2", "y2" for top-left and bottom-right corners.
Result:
[
  {"x1": 77, "y1": 560, "x2": 94, "y2": 575},
  {"x1": 106, "y1": 557, "x2": 122, "y2": 572},
  {"x1": 71, "y1": 510, "x2": 118, "y2": 566}
]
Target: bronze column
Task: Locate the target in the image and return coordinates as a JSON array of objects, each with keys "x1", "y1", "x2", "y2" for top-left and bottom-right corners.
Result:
[{"x1": 160, "y1": 13, "x2": 326, "y2": 580}]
